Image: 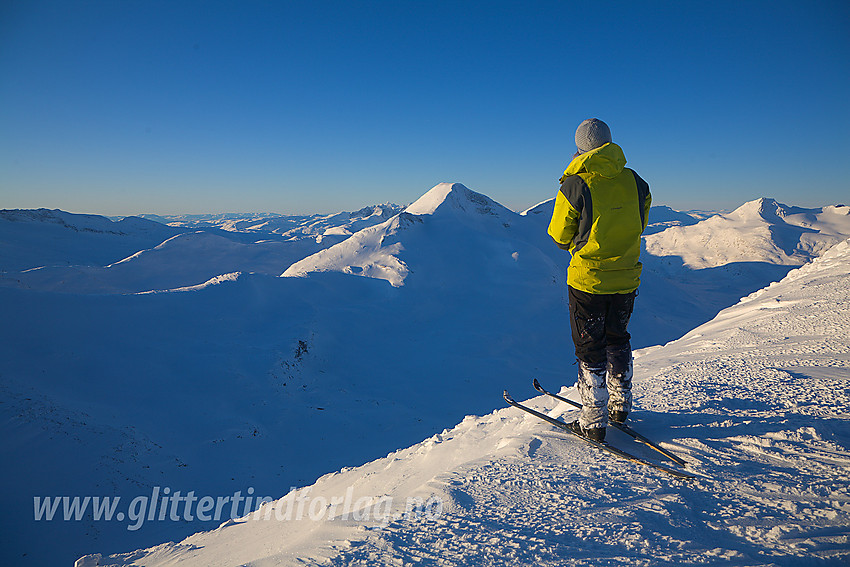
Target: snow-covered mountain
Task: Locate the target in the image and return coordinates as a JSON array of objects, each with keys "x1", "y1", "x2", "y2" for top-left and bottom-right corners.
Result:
[
  {"x1": 0, "y1": 204, "x2": 404, "y2": 294},
  {"x1": 86, "y1": 237, "x2": 850, "y2": 567},
  {"x1": 634, "y1": 198, "x2": 850, "y2": 347},
  {"x1": 2, "y1": 186, "x2": 849, "y2": 566},
  {"x1": 283, "y1": 183, "x2": 560, "y2": 289},
  {"x1": 645, "y1": 198, "x2": 850, "y2": 268}
]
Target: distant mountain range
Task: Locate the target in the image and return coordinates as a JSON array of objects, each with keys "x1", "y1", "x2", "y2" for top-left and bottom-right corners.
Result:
[{"x1": 135, "y1": 204, "x2": 404, "y2": 239}]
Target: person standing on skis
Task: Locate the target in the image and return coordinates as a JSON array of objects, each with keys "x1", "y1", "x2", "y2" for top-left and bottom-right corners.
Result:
[{"x1": 547, "y1": 118, "x2": 651, "y2": 442}]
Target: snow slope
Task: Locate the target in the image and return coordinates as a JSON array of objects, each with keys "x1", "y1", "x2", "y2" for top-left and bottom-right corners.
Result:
[
  {"x1": 3, "y1": 186, "x2": 850, "y2": 566},
  {"x1": 91, "y1": 238, "x2": 850, "y2": 567}
]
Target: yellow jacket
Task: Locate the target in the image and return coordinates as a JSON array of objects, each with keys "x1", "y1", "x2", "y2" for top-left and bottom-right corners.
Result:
[{"x1": 548, "y1": 142, "x2": 651, "y2": 294}]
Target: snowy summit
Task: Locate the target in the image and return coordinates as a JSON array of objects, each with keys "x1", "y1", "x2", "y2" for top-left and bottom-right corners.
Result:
[{"x1": 403, "y1": 182, "x2": 512, "y2": 217}]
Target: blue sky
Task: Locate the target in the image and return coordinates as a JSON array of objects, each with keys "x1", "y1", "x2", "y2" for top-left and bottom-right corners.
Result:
[{"x1": 1, "y1": 0, "x2": 848, "y2": 215}]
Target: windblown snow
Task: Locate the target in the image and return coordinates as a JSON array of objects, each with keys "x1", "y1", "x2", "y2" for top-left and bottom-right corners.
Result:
[{"x1": 1, "y1": 185, "x2": 848, "y2": 566}]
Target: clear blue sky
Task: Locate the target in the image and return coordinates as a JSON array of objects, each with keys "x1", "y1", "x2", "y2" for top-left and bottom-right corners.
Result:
[{"x1": 2, "y1": 0, "x2": 848, "y2": 215}]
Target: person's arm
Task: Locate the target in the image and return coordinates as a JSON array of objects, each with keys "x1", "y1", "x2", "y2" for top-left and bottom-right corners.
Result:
[
  {"x1": 548, "y1": 183, "x2": 581, "y2": 250},
  {"x1": 631, "y1": 170, "x2": 651, "y2": 233}
]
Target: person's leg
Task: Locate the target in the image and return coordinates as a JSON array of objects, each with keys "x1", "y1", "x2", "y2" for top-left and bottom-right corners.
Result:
[
  {"x1": 605, "y1": 291, "x2": 636, "y2": 422},
  {"x1": 568, "y1": 286, "x2": 609, "y2": 437}
]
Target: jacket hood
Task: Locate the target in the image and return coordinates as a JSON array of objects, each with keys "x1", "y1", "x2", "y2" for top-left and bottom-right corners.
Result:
[{"x1": 560, "y1": 142, "x2": 627, "y2": 182}]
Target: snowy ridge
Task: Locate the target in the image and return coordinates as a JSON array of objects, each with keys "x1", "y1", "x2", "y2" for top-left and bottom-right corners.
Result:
[
  {"x1": 641, "y1": 204, "x2": 705, "y2": 235},
  {"x1": 735, "y1": 237, "x2": 850, "y2": 307},
  {"x1": 1, "y1": 208, "x2": 165, "y2": 235},
  {"x1": 0, "y1": 208, "x2": 182, "y2": 273},
  {"x1": 92, "y1": 238, "x2": 850, "y2": 566},
  {"x1": 519, "y1": 198, "x2": 555, "y2": 217},
  {"x1": 137, "y1": 271, "x2": 243, "y2": 294}
]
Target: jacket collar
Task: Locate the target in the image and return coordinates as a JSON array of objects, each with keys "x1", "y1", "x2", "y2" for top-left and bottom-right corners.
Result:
[{"x1": 560, "y1": 142, "x2": 627, "y2": 183}]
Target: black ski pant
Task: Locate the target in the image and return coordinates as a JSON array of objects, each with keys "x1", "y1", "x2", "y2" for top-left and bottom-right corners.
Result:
[{"x1": 568, "y1": 286, "x2": 635, "y2": 369}]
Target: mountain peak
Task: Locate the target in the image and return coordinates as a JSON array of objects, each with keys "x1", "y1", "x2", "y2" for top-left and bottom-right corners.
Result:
[
  {"x1": 404, "y1": 183, "x2": 509, "y2": 218},
  {"x1": 729, "y1": 197, "x2": 788, "y2": 222}
]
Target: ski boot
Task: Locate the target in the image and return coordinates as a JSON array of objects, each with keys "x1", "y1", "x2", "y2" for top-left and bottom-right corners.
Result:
[
  {"x1": 606, "y1": 344, "x2": 633, "y2": 426},
  {"x1": 608, "y1": 409, "x2": 628, "y2": 424},
  {"x1": 566, "y1": 420, "x2": 606, "y2": 442}
]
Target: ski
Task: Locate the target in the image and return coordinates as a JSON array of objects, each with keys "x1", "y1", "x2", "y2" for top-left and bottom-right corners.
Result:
[
  {"x1": 503, "y1": 390, "x2": 695, "y2": 480},
  {"x1": 532, "y1": 378, "x2": 688, "y2": 467}
]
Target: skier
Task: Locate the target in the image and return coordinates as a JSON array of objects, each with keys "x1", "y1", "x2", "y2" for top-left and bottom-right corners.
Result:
[{"x1": 547, "y1": 118, "x2": 651, "y2": 442}]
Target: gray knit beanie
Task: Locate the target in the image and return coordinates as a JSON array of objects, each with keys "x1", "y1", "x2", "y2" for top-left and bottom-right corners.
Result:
[{"x1": 575, "y1": 118, "x2": 612, "y2": 154}]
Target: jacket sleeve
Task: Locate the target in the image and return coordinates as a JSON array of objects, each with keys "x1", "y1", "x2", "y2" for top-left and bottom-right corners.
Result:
[
  {"x1": 632, "y1": 170, "x2": 651, "y2": 233},
  {"x1": 548, "y1": 188, "x2": 580, "y2": 250}
]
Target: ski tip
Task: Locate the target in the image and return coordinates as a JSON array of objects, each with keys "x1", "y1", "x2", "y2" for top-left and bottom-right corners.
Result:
[
  {"x1": 532, "y1": 377, "x2": 544, "y2": 392},
  {"x1": 502, "y1": 390, "x2": 513, "y2": 403}
]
